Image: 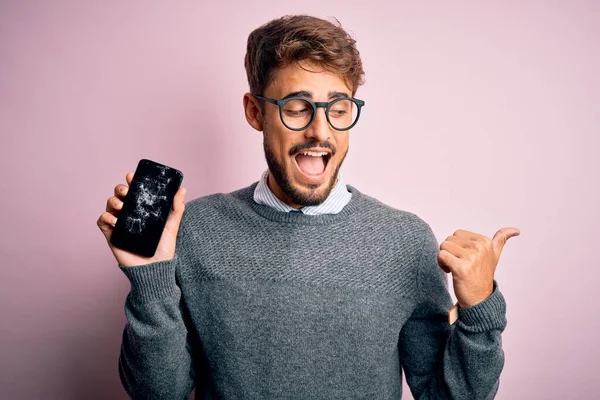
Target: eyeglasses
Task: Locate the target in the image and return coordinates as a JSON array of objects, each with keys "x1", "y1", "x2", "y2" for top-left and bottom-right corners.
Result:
[{"x1": 254, "y1": 94, "x2": 365, "y2": 131}]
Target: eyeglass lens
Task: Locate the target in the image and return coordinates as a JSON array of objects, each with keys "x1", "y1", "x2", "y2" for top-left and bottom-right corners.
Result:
[{"x1": 281, "y1": 99, "x2": 359, "y2": 130}]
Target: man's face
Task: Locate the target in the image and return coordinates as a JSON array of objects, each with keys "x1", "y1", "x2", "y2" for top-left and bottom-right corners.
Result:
[{"x1": 259, "y1": 62, "x2": 351, "y2": 208}]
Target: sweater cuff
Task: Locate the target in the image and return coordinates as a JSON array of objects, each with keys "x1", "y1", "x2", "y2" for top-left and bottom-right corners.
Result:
[
  {"x1": 118, "y1": 255, "x2": 179, "y2": 304},
  {"x1": 456, "y1": 280, "x2": 507, "y2": 333}
]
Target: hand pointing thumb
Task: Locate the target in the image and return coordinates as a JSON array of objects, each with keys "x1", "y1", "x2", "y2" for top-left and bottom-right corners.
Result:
[{"x1": 492, "y1": 227, "x2": 521, "y2": 256}]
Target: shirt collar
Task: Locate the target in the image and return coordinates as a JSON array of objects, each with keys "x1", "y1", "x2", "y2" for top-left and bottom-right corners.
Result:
[{"x1": 253, "y1": 169, "x2": 352, "y2": 215}]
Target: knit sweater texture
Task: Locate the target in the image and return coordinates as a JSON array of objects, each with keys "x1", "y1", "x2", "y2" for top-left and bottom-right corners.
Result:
[{"x1": 118, "y1": 181, "x2": 507, "y2": 399}]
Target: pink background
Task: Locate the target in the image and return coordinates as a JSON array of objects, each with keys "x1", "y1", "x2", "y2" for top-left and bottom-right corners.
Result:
[{"x1": 1, "y1": 1, "x2": 598, "y2": 399}]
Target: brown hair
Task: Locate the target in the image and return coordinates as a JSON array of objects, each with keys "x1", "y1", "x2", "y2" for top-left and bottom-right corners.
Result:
[{"x1": 244, "y1": 15, "x2": 365, "y2": 97}]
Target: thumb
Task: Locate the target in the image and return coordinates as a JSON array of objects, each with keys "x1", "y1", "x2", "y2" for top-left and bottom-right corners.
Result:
[
  {"x1": 165, "y1": 187, "x2": 186, "y2": 237},
  {"x1": 492, "y1": 227, "x2": 520, "y2": 255}
]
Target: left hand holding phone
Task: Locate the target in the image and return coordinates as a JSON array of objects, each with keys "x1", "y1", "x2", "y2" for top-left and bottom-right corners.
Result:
[{"x1": 96, "y1": 171, "x2": 187, "y2": 267}]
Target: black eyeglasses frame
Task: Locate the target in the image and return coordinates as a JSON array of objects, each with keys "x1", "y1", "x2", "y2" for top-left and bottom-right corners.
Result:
[{"x1": 253, "y1": 94, "x2": 365, "y2": 131}]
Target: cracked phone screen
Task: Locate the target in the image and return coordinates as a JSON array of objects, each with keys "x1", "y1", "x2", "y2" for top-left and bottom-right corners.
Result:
[
  {"x1": 110, "y1": 159, "x2": 183, "y2": 258},
  {"x1": 125, "y1": 167, "x2": 170, "y2": 235}
]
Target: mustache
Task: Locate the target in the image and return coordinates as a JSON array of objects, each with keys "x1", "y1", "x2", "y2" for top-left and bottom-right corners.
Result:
[{"x1": 289, "y1": 142, "x2": 336, "y2": 156}]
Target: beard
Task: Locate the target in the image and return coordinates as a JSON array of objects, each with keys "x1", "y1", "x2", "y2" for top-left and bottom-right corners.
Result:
[{"x1": 263, "y1": 138, "x2": 347, "y2": 207}]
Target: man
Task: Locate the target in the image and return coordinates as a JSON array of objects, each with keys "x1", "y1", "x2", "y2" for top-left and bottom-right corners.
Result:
[{"x1": 97, "y1": 14, "x2": 519, "y2": 399}]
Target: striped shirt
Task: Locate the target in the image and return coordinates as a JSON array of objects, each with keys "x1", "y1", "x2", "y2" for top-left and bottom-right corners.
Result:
[{"x1": 253, "y1": 169, "x2": 352, "y2": 215}]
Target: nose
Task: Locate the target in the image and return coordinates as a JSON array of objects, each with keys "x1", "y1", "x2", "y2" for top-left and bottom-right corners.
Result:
[{"x1": 303, "y1": 107, "x2": 330, "y2": 142}]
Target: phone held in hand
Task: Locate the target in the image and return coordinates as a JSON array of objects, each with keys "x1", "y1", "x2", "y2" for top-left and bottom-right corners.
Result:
[{"x1": 110, "y1": 159, "x2": 184, "y2": 258}]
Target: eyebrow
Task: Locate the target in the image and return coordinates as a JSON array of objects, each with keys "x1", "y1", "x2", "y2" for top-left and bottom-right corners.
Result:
[{"x1": 281, "y1": 90, "x2": 351, "y2": 100}]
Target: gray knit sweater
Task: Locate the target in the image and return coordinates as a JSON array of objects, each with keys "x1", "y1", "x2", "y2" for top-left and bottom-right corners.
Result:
[{"x1": 118, "y1": 181, "x2": 507, "y2": 399}]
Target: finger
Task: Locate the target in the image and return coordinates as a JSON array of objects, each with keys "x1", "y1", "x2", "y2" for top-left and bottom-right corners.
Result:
[
  {"x1": 445, "y1": 236, "x2": 478, "y2": 250},
  {"x1": 97, "y1": 211, "x2": 118, "y2": 237},
  {"x1": 440, "y1": 240, "x2": 470, "y2": 258},
  {"x1": 452, "y1": 229, "x2": 487, "y2": 241},
  {"x1": 163, "y1": 187, "x2": 187, "y2": 238},
  {"x1": 114, "y1": 184, "x2": 129, "y2": 200},
  {"x1": 125, "y1": 171, "x2": 134, "y2": 186},
  {"x1": 106, "y1": 196, "x2": 123, "y2": 214},
  {"x1": 171, "y1": 187, "x2": 186, "y2": 214},
  {"x1": 437, "y1": 249, "x2": 460, "y2": 274},
  {"x1": 492, "y1": 227, "x2": 520, "y2": 255}
]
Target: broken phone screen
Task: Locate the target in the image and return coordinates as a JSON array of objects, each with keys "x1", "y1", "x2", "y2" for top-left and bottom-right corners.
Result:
[{"x1": 110, "y1": 159, "x2": 184, "y2": 258}]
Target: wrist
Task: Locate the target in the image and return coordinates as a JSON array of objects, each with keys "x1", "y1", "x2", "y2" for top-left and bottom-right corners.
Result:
[{"x1": 458, "y1": 284, "x2": 494, "y2": 308}]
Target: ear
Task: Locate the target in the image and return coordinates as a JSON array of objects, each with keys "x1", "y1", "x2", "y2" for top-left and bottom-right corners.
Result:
[{"x1": 243, "y1": 93, "x2": 263, "y2": 131}]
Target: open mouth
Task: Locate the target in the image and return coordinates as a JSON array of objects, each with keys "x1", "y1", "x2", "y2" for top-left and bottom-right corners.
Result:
[{"x1": 294, "y1": 150, "x2": 331, "y2": 177}]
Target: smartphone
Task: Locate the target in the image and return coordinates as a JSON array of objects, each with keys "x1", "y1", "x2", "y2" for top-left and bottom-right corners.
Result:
[{"x1": 110, "y1": 159, "x2": 184, "y2": 258}]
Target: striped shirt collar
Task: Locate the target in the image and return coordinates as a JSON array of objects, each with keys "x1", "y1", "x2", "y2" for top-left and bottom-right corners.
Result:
[{"x1": 253, "y1": 169, "x2": 352, "y2": 215}]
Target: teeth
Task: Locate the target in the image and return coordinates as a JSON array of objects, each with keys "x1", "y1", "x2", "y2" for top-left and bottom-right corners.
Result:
[{"x1": 300, "y1": 151, "x2": 328, "y2": 157}]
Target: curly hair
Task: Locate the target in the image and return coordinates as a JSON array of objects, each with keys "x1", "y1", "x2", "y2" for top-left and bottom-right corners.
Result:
[{"x1": 244, "y1": 15, "x2": 365, "y2": 97}]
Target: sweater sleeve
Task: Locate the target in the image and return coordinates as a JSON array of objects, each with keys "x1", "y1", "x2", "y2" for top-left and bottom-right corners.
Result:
[
  {"x1": 117, "y1": 249, "x2": 195, "y2": 398},
  {"x1": 398, "y1": 224, "x2": 507, "y2": 399}
]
